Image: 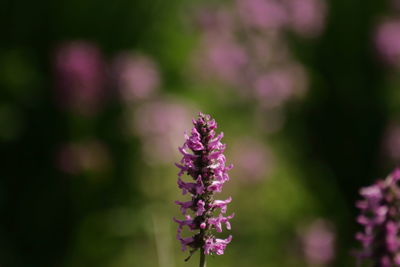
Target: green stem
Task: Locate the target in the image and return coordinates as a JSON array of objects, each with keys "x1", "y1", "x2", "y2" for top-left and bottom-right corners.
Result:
[{"x1": 199, "y1": 248, "x2": 206, "y2": 267}]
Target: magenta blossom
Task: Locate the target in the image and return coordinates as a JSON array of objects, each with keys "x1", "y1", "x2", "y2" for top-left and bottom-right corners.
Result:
[
  {"x1": 53, "y1": 41, "x2": 106, "y2": 115},
  {"x1": 375, "y1": 19, "x2": 400, "y2": 66},
  {"x1": 113, "y1": 52, "x2": 159, "y2": 102},
  {"x1": 286, "y1": 0, "x2": 327, "y2": 38},
  {"x1": 174, "y1": 113, "x2": 233, "y2": 262},
  {"x1": 236, "y1": 0, "x2": 288, "y2": 30},
  {"x1": 300, "y1": 219, "x2": 335, "y2": 266},
  {"x1": 355, "y1": 168, "x2": 400, "y2": 266}
]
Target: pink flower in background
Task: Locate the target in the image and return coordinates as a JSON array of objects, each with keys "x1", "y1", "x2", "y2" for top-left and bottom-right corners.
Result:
[
  {"x1": 236, "y1": 0, "x2": 288, "y2": 30},
  {"x1": 131, "y1": 99, "x2": 193, "y2": 165},
  {"x1": 53, "y1": 41, "x2": 106, "y2": 115},
  {"x1": 199, "y1": 36, "x2": 248, "y2": 85},
  {"x1": 254, "y1": 64, "x2": 308, "y2": 108},
  {"x1": 190, "y1": 0, "x2": 325, "y2": 115},
  {"x1": 247, "y1": 33, "x2": 290, "y2": 65},
  {"x1": 299, "y1": 219, "x2": 335, "y2": 266},
  {"x1": 375, "y1": 19, "x2": 400, "y2": 65},
  {"x1": 113, "y1": 53, "x2": 160, "y2": 102},
  {"x1": 286, "y1": 0, "x2": 327, "y2": 38},
  {"x1": 230, "y1": 138, "x2": 273, "y2": 182},
  {"x1": 255, "y1": 70, "x2": 294, "y2": 108},
  {"x1": 195, "y1": 8, "x2": 235, "y2": 36}
]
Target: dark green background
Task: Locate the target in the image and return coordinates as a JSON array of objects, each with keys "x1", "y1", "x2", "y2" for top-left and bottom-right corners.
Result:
[{"x1": 0, "y1": 0, "x2": 395, "y2": 266}]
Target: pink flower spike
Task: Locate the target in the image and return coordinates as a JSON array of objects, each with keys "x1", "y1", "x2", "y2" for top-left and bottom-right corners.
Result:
[
  {"x1": 173, "y1": 113, "x2": 233, "y2": 261},
  {"x1": 355, "y1": 168, "x2": 400, "y2": 265}
]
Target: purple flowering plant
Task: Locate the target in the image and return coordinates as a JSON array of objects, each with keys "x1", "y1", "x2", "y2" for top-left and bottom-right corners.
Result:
[
  {"x1": 355, "y1": 168, "x2": 400, "y2": 266},
  {"x1": 174, "y1": 113, "x2": 233, "y2": 266}
]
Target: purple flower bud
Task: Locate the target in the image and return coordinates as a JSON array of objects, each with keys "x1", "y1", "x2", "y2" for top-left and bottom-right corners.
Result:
[
  {"x1": 355, "y1": 168, "x2": 400, "y2": 265},
  {"x1": 174, "y1": 113, "x2": 233, "y2": 260}
]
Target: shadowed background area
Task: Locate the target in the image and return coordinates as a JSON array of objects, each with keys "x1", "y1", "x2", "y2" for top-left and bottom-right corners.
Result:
[{"x1": 1, "y1": 0, "x2": 399, "y2": 266}]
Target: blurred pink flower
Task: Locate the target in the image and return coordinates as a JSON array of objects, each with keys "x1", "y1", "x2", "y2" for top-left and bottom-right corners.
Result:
[
  {"x1": 299, "y1": 219, "x2": 335, "y2": 266},
  {"x1": 375, "y1": 19, "x2": 400, "y2": 65},
  {"x1": 236, "y1": 0, "x2": 288, "y2": 30},
  {"x1": 57, "y1": 140, "x2": 111, "y2": 174},
  {"x1": 195, "y1": 8, "x2": 235, "y2": 36},
  {"x1": 286, "y1": 0, "x2": 327, "y2": 38},
  {"x1": 254, "y1": 63, "x2": 308, "y2": 108},
  {"x1": 254, "y1": 70, "x2": 293, "y2": 108},
  {"x1": 189, "y1": 0, "x2": 325, "y2": 117},
  {"x1": 131, "y1": 99, "x2": 193, "y2": 164},
  {"x1": 382, "y1": 123, "x2": 400, "y2": 162},
  {"x1": 53, "y1": 41, "x2": 106, "y2": 115},
  {"x1": 230, "y1": 138, "x2": 273, "y2": 182},
  {"x1": 113, "y1": 53, "x2": 160, "y2": 102},
  {"x1": 198, "y1": 36, "x2": 248, "y2": 85},
  {"x1": 248, "y1": 33, "x2": 290, "y2": 65}
]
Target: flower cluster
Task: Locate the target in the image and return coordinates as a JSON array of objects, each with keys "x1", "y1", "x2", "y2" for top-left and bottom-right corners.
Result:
[
  {"x1": 192, "y1": 0, "x2": 327, "y2": 112},
  {"x1": 375, "y1": 18, "x2": 400, "y2": 66},
  {"x1": 355, "y1": 168, "x2": 400, "y2": 266},
  {"x1": 174, "y1": 113, "x2": 233, "y2": 260}
]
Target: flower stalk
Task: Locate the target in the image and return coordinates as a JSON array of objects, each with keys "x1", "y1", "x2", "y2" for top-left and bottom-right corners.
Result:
[{"x1": 199, "y1": 248, "x2": 206, "y2": 267}]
